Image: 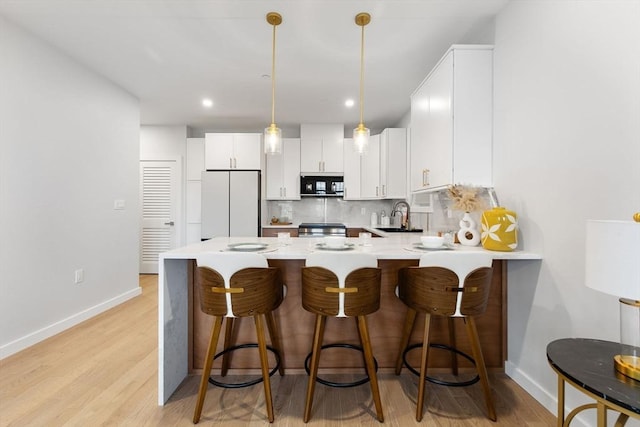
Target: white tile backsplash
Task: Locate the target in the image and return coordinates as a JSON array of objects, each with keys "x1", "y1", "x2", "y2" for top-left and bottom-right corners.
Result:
[
  {"x1": 265, "y1": 187, "x2": 498, "y2": 233},
  {"x1": 266, "y1": 198, "x2": 396, "y2": 227}
]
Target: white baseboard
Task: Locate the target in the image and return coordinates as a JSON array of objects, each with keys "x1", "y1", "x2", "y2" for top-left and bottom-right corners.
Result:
[
  {"x1": 0, "y1": 287, "x2": 142, "y2": 360},
  {"x1": 506, "y1": 361, "x2": 590, "y2": 427}
]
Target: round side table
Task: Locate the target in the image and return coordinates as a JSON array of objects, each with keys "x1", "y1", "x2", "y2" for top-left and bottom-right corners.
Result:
[{"x1": 547, "y1": 338, "x2": 640, "y2": 427}]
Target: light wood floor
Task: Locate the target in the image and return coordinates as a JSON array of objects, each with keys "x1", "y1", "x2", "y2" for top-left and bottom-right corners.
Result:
[{"x1": 0, "y1": 275, "x2": 555, "y2": 426}]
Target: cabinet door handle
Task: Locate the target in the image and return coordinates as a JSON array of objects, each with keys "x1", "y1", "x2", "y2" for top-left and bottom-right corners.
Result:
[
  {"x1": 283, "y1": 187, "x2": 286, "y2": 197},
  {"x1": 423, "y1": 169, "x2": 430, "y2": 187},
  {"x1": 230, "y1": 158, "x2": 233, "y2": 168},
  {"x1": 279, "y1": 187, "x2": 282, "y2": 197},
  {"x1": 233, "y1": 158, "x2": 237, "y2": 169},
  {"x1": 382, "y1": 185, "x2": 386, "y2": 196},
  {"x1": 376, "y1": 186, "x2": 379, "y2": 197}
]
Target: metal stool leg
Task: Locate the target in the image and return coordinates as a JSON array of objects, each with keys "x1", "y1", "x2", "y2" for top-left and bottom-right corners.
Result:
[
  {"x1": 465, "y1": 317, "x2": 496, "y2": 421},
  {"x1": 358, "y1": 315, "x2": 384, "y2": 422},
  {"x1": 304, "y1": 314, "x2": 326, "y2": 423},
  {"x1": 395, "y1": 308, "x2": 417, "y2": 375},
  {"x1": 416, "y1": 313, "x2": 432, "y2": 422},
  {"x1": 193, "y1": 316, "x2": 223, "y2": 424},
  {"x1": 255, "y1": 313, "x2": 274, "y2": 423},
  {"x1": 448, "y1": 317, "x2": 458, "y2": 376}
]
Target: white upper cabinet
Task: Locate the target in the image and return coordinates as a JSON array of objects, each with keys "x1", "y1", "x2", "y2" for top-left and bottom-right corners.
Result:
[
  {"x1": 265, "y1": 138, "x2": 301, "y2": 200},
  {"x1": 342, "y1": 138, "x2": 360, "y2": 200},
  {"x1": 410, "y1": 45, "x2": 493, "y2": 192},
  {"x1": 360, "y1": 134, "x2": 381, "y2": 199},
  {"x1": 186, "y1": 137, "x2": 205, "y2": 180},
  {"x1": 380, "y1": 128, "x2": 407, "y2": 199},
  {"x1": 204, "y1": 133, "x2": 261, "y2": 170},
  {"x1": 344, "y1": 131, "x2": 405, "y2": 200},
  {"x1": 300, "y1": 124, "x2": 344, "y2": 173}
]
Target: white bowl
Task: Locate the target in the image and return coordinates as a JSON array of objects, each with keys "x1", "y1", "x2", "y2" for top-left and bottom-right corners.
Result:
[
  {"x1": 324, "y1": 236, "x2": 346, "y2": 248},
  {"x1": 420, "y1": 235, "x2": 444, "y2": 248}
]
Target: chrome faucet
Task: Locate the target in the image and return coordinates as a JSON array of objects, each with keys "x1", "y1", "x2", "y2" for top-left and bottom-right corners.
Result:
[{"x1": 391, "y1": 200, "x2": 410, "y2": 230}]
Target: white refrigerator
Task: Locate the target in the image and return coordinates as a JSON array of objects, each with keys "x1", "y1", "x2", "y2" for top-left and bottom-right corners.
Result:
[{"x1": 201, "y1": 170, "x2": 261, "y2": 239}]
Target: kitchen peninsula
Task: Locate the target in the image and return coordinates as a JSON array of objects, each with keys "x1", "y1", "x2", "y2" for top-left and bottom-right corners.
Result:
[{"x1": 157, "y1": 235, "x2": 541, "y2": 404}]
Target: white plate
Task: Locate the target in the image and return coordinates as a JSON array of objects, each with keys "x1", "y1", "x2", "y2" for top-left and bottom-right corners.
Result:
[
  {"x1": 315, "y1": 242, "x2": 355, "y2": 251},
  {"x1": 227, "y1": 242, "x2": 269, "y2": 252},
  {"x1": 411, "y1": 243, "x2": 454, "y2": 251}
]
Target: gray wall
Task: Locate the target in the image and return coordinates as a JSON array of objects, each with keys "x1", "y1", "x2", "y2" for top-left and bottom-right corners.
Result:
[
  {"x1": 0, "y1": 17, "x2": 141, "y2": 357},
  {"x1": 493, "y1": 2, "x2": 640, "y2": 426}
]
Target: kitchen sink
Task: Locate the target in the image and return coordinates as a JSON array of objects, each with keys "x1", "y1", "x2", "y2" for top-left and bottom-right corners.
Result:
[{"x1": 375, "y1": 227, "x2": 423, "y2": 233}]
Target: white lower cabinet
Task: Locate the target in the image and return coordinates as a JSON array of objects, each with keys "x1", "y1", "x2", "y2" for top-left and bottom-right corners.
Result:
[
  {"x1": 410, "y1": 45, "x2": 493, "y2": 192},
  {"x1": 265, "y1": 138, "x2": 301, "y2": 200}
]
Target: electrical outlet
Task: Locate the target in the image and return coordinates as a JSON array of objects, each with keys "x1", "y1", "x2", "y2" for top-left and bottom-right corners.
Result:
[{"x1": 74, "y1": 269, "x2": 84, "y2": 284}]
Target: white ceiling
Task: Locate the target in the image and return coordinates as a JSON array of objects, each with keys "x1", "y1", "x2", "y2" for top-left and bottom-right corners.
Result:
[{"x1": 0, "y1": 0, "x2": 510, "y2": 135}]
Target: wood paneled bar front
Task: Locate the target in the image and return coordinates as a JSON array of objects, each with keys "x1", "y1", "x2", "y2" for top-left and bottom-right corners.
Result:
[{"x1": 157, "y1": 236, "x2": 541, "y2": 405}]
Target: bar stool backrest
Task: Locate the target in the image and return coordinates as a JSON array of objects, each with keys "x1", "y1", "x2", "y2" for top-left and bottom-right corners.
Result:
[
  {"x1": 195, "y1": 252, "x2": 282, "y2": 318},
  {"x1": 303, "y1": 252, "x2": 380, "y2": 317},
  {"x1": 400, "y1": 252, "x2": 493, "y2": 317}
]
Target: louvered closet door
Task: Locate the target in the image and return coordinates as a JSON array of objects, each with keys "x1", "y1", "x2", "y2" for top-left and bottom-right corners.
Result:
[{"x1": 139, "y1": 161, "x2": 177, "y2": 274}]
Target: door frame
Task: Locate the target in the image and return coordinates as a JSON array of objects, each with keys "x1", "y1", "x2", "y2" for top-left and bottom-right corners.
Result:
[{"x1": 139, "y1": 157, "x2": 184, "y2": 273}]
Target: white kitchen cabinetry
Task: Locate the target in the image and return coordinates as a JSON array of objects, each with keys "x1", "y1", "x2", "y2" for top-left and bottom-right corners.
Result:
[
  {"x1": 204, "y1": 133, "x2": 261, "y2": 170},
  {"x1": 266, "y1": 138, "x2": 301, "y2": 200},
  {"x1": 360, "y1": 134, "x2": 381, "y2": 199},
  {"x1": 186, "y1": 138, "x2": 205, "y2": 244},
  {"x1": 342, "y1": 138, "x2": 360, "y2": 200},
  {"x1": 343, "y1": 131, "x2": 404, "y2": 200},
  {"x1": 380, "y1": 128, "x2": 407, "y2": 199},
  {"x1": 410, "y1": 45, "x2": 493, "y2": 192},
  {"x1": 300, "y1": 124, "x2": 344, "y2": 173}
]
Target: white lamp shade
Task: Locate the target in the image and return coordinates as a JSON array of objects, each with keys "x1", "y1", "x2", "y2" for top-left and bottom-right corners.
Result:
[{"x1": 585, "y1": 220, "x2": 640, "y2": 301}]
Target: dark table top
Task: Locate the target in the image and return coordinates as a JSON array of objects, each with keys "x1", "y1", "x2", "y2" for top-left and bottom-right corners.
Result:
[{"x1": 547, "y1": 338, "x2": 640, "y2": 415}]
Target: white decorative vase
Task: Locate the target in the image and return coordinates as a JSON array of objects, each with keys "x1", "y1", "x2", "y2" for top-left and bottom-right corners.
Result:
[{"x1": 457, "y1": 212, "x2": 481, "y2": 246}]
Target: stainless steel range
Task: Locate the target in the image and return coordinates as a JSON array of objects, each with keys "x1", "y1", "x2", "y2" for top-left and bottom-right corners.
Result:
[{"x1": 298, "y1": 222, "x2": 347, "y2": 237}]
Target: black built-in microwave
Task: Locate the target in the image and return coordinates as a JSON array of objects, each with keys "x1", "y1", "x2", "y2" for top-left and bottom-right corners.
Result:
[{"x1": 300, "y1": 175, "x2": 344, "y2": 197}]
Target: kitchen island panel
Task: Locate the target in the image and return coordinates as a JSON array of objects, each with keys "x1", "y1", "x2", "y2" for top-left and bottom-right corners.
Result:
[{"x1": 190, "y1": 258, "x2": 504, "y2": 372}]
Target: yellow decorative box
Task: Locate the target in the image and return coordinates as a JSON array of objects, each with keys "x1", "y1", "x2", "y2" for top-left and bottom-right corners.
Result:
[{"x1": 481, "y1": 207, "x2": 518, "y2": 251}]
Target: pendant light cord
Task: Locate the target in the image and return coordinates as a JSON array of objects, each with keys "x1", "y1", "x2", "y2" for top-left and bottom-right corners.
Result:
[
  {"x1": 271, "y1": 22, "x2": 277, "y2": 126},
  {"x1": 359, "y1": 22, "x2": 365, "y2": 126}
]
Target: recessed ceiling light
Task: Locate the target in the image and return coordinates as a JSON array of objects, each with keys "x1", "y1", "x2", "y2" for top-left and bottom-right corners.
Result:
[
  {"x1": 345, "y1": 99, "x2": 355, "y2": 108},
  {"x1": 202, "y1": 98, "x2": 213, "y2": 108}
]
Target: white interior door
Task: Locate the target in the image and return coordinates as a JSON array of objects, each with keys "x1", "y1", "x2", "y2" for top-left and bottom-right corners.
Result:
[{"x1": 140, "y1": 160, "x2": 178, "y2": 274}]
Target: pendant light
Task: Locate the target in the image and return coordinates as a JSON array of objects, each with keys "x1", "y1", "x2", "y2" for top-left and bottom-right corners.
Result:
[
  {"x1": 265, "y1": 12, "x2": 282, "y2": 155},
  {"x1": 353, "y1": 12, "x2": 371, "y2": 155}
]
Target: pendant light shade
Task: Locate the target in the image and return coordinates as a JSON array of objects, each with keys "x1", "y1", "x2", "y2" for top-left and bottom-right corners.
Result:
[
  {"x1": 265, "y1": 12, "x2": 282, "y2": 155},
  {"x1": 353, "y1": 12, "x2": 371, "y2": 155}
]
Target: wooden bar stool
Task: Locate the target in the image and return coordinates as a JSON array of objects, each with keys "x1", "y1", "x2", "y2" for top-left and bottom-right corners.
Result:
[
  {"x1": 301, "y1": 252, "x2": 384, "y2": 423},
  {"x1": 394, "y1": 252, "x2": 496, "y2": 422},
  {"x1": 192, "y1": 252, "x2": 284, "y2": 424}
]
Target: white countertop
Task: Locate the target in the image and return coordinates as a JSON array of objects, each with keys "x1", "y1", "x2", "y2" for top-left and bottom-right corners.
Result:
[{"x1": 161, "y1": 235, "x2": 541, "y2": 261}]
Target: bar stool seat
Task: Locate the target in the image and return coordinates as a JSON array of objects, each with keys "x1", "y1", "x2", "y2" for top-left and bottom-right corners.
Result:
[
  {"x1": 394, "y1": 251, "x2": 497, "y2": 422},
  {"x1": 301, "y1": 252, "x2": 384, "y2": 423},
  {"x1": 192, "y1": 252, "x2": 284, "y2": 424}
]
